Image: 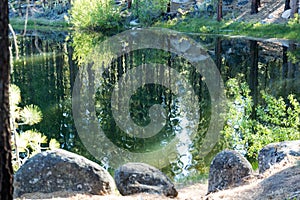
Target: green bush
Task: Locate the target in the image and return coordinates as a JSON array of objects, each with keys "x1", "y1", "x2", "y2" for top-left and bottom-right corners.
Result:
[
  {"x1": 222, "y1": 77, "x2": 300, "y2": 160},
  {"x1": 69, "y1": 0, "x2": 121, "y2": 30},
  {"x1": 288, "y1": 14, "x2": 300, "y2": 26},
  {"x1": 130, "y1": 0, "x2": 169, "y2": 25}
]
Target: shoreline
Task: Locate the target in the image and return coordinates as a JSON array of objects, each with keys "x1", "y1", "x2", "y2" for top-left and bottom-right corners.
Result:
[{"x1": 9, "y1": 16, "x2": 300, "y2": 42}]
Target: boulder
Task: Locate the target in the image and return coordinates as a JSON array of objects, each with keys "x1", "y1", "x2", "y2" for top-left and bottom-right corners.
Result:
[
  {"x1": 208, "y1": 150, "x2": 253, "y2": 193},
  {"x1": 258, "y1": 140, "x2": 300, "y2": 174},
  {"x1": 282, "y1": 9, "x2": 291, "y2": 19},
  {"x1": 14, "y1": 149, "x2": 116, "y2": 197},
  {"x1": 114, "y1": 162, "x2": 178, "y2": 197}
]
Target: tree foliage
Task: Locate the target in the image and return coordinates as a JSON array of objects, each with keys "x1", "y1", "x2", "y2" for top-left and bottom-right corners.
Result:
[{"x1": 10, "y1": 84, "x2": 60, "y2": 171}]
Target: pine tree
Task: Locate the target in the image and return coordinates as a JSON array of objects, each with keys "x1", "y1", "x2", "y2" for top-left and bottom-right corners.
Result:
[{"x1": 0, "y1": 0, "x2": 14, "y2": 199}]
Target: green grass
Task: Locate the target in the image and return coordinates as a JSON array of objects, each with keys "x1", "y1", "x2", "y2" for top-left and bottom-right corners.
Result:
[
  {"x1": 10, "y1": 13, "x2": 300, "y2": 42},
  {"x1": 154, "y1": 17, "x2": 300, "y2": 42},
  {"x1": 10, "y1": 17, "x2": 69, "y2": 31}
]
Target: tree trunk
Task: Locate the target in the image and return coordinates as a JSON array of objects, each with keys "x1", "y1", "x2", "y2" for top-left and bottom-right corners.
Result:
[
  {"x1": 249, "y1": 40, "x2": 259, "y2": 121},
  {"x1": 249, "y1": 40, "x2": 259, "y2": 119},
  {"x1": 215, "y1": 37, "x2": 222, "y2": 71},
  {"x1": 0, "y1": 0, "x2": 14, "y2": 199},
  {"x1": 17, "y1": 0, "x2": 23, "y2": 17},
  {"x1": 281, "y1": 46, "x2": 288, "y2": 96},
  {"x1": 290, "y1": 0, "x2": 299, "y2": 18},
  {"x1": 128, "y1": 0, "x2": 132, "y2": 9},
  {"x1": 284, "y1": 0, "x2": 291, "y2": 10},
  {"x1": 167, "y1": 1, "x2": 171, "y2": 13},
  {"x1": 215, "y1": 37, "x2": 222, "y2": 88},
  {"x1": 251, "y1": 0, "x2": 259, "y2": 14},
  {"x1": 217, "y1": 0, "x2": 223, "y2": 21},
  {"x1": 287, "y1": 43, "x2": 296, "y2": 79},
  {"x1": 67, "y1": 44, "x2": 77, "y2": 92}
]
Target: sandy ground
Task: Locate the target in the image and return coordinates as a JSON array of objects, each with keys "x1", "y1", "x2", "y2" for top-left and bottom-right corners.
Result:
[{"x1": 224, "y1": 0, "x2": 288, "y2": 23}]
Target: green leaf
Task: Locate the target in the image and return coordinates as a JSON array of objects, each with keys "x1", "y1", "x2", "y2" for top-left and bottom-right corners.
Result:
[
  {"x1": 20, "y1": 105, "x2": 43, "y2": 125},
  {"x1": 10, "y1": 84, "x2": 21, "y2": 106},
  {"x1": 49, "y1": 139, "x2": 60, "y2": 150}
]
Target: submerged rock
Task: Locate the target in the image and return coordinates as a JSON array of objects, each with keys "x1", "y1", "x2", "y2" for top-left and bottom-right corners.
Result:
[
  {"x1": 208, "y1": 150, "x2": 253, "y2": 193},
  {"x1": 258, "y1": 140, "x2": 300, "y2": 174},
  {"x1": 114, "y1": 162, "x2": 178, "y2": 197},
  {"x1": 14, "y1": 149, "x2": 116, "y2": 197}
]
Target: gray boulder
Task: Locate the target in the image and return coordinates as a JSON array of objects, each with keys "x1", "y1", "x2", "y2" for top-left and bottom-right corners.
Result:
[
  {"x1": 208, "y1": 150, "x2": 253, "y2": 193},
  {"x1": 114, "y1": 162, "x2": 178, "y2": 197},
  {"x1": 171, "y1": 0, "x2": 195, "y2": 12},
  {"x1": 258, "y1": 140, "x2": 300, "y2": 174},
  {"x1": 14, "y1": 149, "x2": 116, "y2": 197}
]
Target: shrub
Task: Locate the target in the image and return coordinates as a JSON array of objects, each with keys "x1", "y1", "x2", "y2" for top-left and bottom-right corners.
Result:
[
  {"x1": 130, "y1": 0, "x2": 169, "y2": 25},
  {"x1": 222, "y1": 77, "x2": 300, "y2": 160},
  {"x1": 69, "y1": 0, "x2": 121, "y2": 31}
]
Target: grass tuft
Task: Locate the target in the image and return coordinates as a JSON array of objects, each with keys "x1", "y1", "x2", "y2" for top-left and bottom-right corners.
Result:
[{"x1": 154, "y1": 17, "x2": 300, "y2": 41}]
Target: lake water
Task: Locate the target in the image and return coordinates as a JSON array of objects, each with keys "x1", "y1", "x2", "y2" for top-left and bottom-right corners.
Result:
[{"x1": 11, "y1": 30, "x2": 300, "y2": 181}]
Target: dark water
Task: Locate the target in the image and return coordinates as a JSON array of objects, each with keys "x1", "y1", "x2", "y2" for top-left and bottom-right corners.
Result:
[{"x1": 11, "y1": 31, "x2": 300, "y2": 180}]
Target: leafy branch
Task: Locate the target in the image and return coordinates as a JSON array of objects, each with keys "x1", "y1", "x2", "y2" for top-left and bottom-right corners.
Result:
[{"x1": 10, "y1": 84, "x2": 60, "y2": 171}]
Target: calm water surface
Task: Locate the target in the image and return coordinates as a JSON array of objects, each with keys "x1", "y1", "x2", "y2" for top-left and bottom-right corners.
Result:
[{"x1": 11, "y1": 31, "x2": 300, "y2": 180}]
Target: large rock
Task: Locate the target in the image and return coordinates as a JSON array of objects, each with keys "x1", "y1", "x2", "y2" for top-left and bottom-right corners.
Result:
[
  {"x1": 171, "y1": 0, "x2": 195, "y2": 12},
  {"x1": 258, "y1": 140, "x2": 300, "y2": 174},
  {"x1": 282, "y1": 9, "x2": 291, "y2": 19},
  {"x1": 14, "y1": 149, "x2": 116, "y2": 197},
  {"x1": 208, "y1": 150, "x2": 253, "y2": 193},
  {"x1": 114, "y1": 162, "x2": 178, "y2": 197}
]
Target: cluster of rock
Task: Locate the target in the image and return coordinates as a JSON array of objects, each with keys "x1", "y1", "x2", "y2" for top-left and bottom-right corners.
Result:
[
  {"x1": 13, "y1": 149, "x2": 178, "y2": 198},
  {"x1": 14, "y1": 140, "x2": 299, "y2": 198},
  {"x1": 9, "y1": 0, "x2": 70, "y2": 20},
  {"x1": 208, "y1": 140, "x2": 300, "y2": 193}
]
